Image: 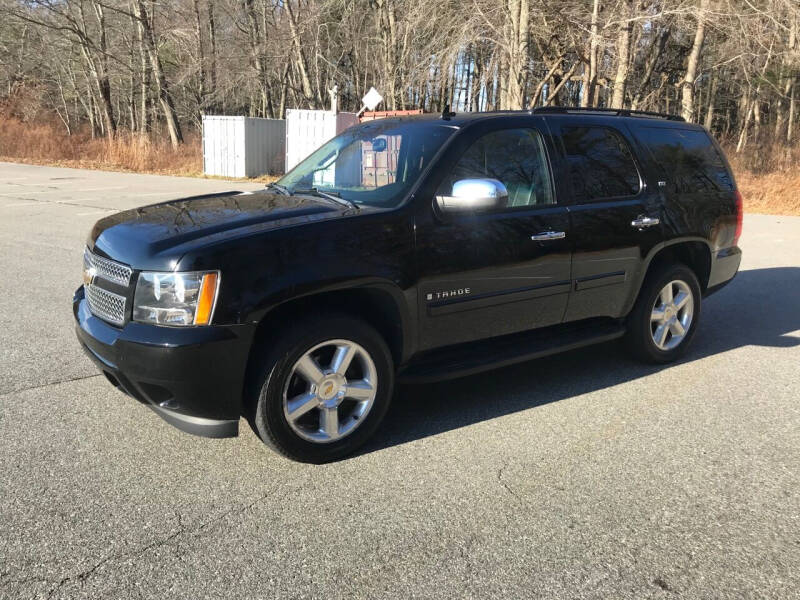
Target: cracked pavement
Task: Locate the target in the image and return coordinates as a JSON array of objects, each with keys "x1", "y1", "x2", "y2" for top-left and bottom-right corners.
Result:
[{"x1": 1, "y1": 162, "x2": 800, "y2": 599}]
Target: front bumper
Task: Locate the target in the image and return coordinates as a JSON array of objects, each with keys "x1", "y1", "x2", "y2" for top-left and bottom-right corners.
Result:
[{"x1": 73, "y1": 286, "x2": 255, "y2": 438}]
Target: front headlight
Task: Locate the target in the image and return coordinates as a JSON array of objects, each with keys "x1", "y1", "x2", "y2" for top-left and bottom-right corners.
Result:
[{"x1": 133, "y1": 271, "x2": 220, "y2": 326}]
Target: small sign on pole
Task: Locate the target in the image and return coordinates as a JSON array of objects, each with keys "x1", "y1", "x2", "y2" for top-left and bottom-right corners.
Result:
[{"x1": 357, "y1": 87, "x2": 383, "y2": 116}]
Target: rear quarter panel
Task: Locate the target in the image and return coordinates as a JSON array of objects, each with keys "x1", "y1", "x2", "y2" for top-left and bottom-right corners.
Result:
[{"x1": 629, "y1": 122, "x2": 739, "y2": 253}]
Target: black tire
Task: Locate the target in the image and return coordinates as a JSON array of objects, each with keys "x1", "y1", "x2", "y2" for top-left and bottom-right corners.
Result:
[
  {"x1": 625, "y1": 263, "x2": 702, "y2": 364},
  {"x1": 247, "y1": 314, "x2": 394, "y2": 463}
]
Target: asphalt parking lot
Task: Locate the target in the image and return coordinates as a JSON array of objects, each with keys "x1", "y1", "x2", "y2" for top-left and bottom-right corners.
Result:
[{"x1": 1, "y1": 160, "x2": 799, "y2": 599}]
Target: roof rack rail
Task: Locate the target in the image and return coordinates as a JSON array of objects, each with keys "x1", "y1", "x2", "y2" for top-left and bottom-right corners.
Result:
[{"x1": 531, "y1": 106, "x2": 685, "y2": 122}]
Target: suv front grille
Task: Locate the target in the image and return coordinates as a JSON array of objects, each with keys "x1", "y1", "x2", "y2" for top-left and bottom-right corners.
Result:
[
  {"x1": 83, "y1": 248, "x2": 132, "y2": 286},
  {"x1": 85, "y1": 284, "x2": 127, "y2": 326},
  {"x1": 83, "y1": 248, "x2": 132, "y2": 326}
]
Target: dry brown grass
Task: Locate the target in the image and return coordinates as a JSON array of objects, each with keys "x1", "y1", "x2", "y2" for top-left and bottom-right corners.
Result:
[
  {"x1": 723, "y1": 141, "x2": 800, "y2": 216},
  {"x1": 734, "y1": 170, "x2": 800, "y2": 216},
  {"x1": 0, "y1": 117, "x2": 204, "y2": 176},
  {"x1": 0, "y1": 118, "x2": 281, "y2": 183}
]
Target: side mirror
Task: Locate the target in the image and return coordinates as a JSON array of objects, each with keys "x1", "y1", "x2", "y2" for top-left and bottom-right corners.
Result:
[{"x1": 435, "y1": 178, "x2": 508, "y2": 214}]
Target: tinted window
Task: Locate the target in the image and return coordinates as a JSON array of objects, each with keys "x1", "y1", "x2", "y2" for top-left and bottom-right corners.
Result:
[
  {"x1": 636, "y1": 127, "x2": 733, "y2": 193},
  {"x1": 279, "y1": 120, "x2": 455, "y2": 208},
  {"x1": 562, "y1": 126, "x2": 640, "y2": 202},
  {"x1": 438, "y1": 128, "x2": 554, "y2": 208}
]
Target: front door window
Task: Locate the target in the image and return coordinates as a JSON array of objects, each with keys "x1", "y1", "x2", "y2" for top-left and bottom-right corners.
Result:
[{"x1": 437, "y1": 128, "x2": 555, "y2": 209}]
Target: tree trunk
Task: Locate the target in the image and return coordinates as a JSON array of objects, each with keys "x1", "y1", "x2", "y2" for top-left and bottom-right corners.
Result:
[
  {"x1": 243, "y1": 0, "x2": 268, "y2": 117},
  {"x1": 86, "y1": 83, "x2": 97, "y2": 139},
  {"x1": 375, "y1": 0, "x2": 399, "y2": 110},
  {"x1": 192, "y1": 0, "x2": 206, "y2": 114},
  {"x1": 611, "y1": 2, "x2": 633, "y2": 109},
  {"x1": 92, "y1": 2, "x2": 116, "y2": 137},
  {"x1": 736, "y1": 102, "x2": 754, "y2": 153},
  {"x1": 788, "y1": 78, "x2": 796, "y2": 143},
  {"x1": 530, "y1": 56, "x2": 563, "y2": 109},
  {"x1": 504, "y1": 0, "x2": 529, "y2": 109},
  {"x1": 704, "y1": 70, "x2": 717, "y2": 130},
  {"x1": 471, "y1": 48, "x2": 483, "y2": 111},
  {"x1": 581, "y1": 0, "x2": 600, "y2": 108},
  {"x1": 286, "y1": 1, "x2": 318, "y2": 108},
  {"x1": 736, "y1": 85, "x2": 754, "y2": 152},
  {"x1": 544, "y1": 62, "x2": 578, "y2": 107},
  {"x1": 631, "y1": 27, "x2": 670, "y2": 110},
  {"x1": 787, "y1": 16, "x2": 798, "y2": 143},
  {"x1": 680, "y1": 0, "x2": 709, "y2": 122},
  {"x1": 126, "y1": 13, "x2": 138, "y2": 131},
  {"x1": 206, "y1": 0, "x2": 217, "y2": 112},
  {"x1": 136, "y1": 10, "x2": 152, "y2": 135},
  {"x1": 79, "y1": 43, "x2": 115, "y2": 138},
  {"x1": 754, "y1": 99, "x2": 762, "y2": 137},
  {"x1": 134, "y1": 0, "x2": 184, "y2": 147},
  {"x1": 75, "y1": 2, "x2": 116, "y2": 139},
  {"x1": 278, "y1": 63, "x2": 290, "y2": 119},
  {"x1": 497, "y1": 52, "x2": 506, "y2": 110}
]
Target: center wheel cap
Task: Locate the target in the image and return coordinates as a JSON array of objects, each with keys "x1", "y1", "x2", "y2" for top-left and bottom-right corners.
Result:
[{"x1": 317, "y1": 374, "x2": 345, "y2": 401}]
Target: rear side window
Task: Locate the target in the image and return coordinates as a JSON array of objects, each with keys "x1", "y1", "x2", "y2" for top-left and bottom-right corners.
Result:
[
  {"x1": 561, "y1": 126, "x2": 641, "y2": 202},
  {"x1": 636, "y1": 127, "x2": 733, "y2": 193}
]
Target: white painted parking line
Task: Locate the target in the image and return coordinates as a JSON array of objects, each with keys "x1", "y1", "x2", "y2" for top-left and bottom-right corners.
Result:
[
  {"x1": 0, "y1": 189, "x2": 61, "y2": 196},
  {"x1": 4, "y1": 181, "x2": 78, "y2": 186},
  {"x1": 76, "y1": 210, "x2": 117, "y2": 216},
  {"x1": 135, "y1": 191, "x2": 187, "y2": 197},
  {"x1": 0, "y1": 186, "x2": 126, "y2": 197},
  {"x1": 72, "y1": 186, "x2": 126, "y2": 193}
]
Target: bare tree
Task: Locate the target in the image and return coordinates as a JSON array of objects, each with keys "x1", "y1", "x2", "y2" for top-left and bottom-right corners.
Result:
[
  {"x1": 680, "y1": 0, "x2": 709, "y2": 122},
  {"x1": 0, "y1": 0, "x2": 797, "y2": 152},
  {"x1": 581, "y1": 0, "x2": 601, "y2": 107},
  {"x1": 611, "y1": 0, "x2": 634, "y2": 109},
  {"x1": 133, "y1": 0, "x2": 184, "y2": 146}
]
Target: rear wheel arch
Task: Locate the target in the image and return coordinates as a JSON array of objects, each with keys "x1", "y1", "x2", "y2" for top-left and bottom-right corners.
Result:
[{"x1": 625, "y1": 239, "x2": 713, "y2": 315}]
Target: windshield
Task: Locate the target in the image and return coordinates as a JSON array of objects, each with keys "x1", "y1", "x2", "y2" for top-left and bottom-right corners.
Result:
[{"x1": 278, "y1": 120, "x2": 456, "y2": 208}]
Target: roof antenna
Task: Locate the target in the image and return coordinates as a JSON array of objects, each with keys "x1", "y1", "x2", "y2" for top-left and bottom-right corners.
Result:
[{"x1": 441, "y1": 104, "x2": 456, "y2": 120}]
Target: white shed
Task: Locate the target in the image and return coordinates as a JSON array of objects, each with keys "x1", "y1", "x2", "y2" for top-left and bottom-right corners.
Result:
[
  {"x1": 285, "y1": 110, "x2": 359, "y2": 173},
  {"x1": 202, "y1": 115, "x2": 285, "y2": 178}
]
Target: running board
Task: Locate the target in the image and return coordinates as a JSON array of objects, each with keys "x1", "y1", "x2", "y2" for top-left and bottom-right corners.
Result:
[{"x1": 397, "y1": 319, "x2": 626, "y2": 384}]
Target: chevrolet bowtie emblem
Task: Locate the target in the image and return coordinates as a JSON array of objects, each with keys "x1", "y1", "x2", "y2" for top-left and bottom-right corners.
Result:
[{"x1": 83, "y1": 266, "x2": 97, "y2": 286}]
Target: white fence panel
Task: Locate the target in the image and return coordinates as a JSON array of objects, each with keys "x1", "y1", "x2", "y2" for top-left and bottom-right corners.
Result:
[{"x1": 285, "y1": 110, "x2": 358, "y2": 173}]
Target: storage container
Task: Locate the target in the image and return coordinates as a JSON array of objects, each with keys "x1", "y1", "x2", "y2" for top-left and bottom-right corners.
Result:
[{"x1": 202, "y1": 115, "x2": 285, "y2": 178}]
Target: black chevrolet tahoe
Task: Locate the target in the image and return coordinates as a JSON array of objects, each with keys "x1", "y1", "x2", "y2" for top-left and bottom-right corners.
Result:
[{"x1": 74, "y1": 107, "x2": 742, "y2": 462}]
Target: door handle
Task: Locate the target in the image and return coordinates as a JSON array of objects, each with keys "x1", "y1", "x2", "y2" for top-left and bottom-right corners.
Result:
[
  {"x1": 530, "y1": 231, "x2": 566, "y2": 241},
  {"x1": 631, "y1": 216, "x2": 660, "y2": 229}
]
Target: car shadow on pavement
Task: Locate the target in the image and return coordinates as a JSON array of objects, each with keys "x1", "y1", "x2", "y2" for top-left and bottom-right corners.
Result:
[{"x1": 362, "y1": 267, "x2": 800, "y2": 456}]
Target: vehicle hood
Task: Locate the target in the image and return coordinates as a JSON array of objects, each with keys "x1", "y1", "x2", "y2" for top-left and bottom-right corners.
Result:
[{"x1": 88, "y1": 189, "x2": 351, "y2": 269}]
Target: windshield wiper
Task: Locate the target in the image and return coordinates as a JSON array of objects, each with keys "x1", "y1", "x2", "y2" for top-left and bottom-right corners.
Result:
[
  {"x1": 266, "y1": 182, "x2": 290, "y2": 195},
  {"x1": 294, "y1": 187, "x2": 359, "y2": 210}
]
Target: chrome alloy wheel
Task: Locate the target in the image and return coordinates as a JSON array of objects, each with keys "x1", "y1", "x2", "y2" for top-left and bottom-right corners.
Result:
[
  {"x1": 651, "y1": 280, "x2": 694, "y2": 351},
  {"x1": 282, "y1": 339, "x2": 378, "y2": 443}
]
